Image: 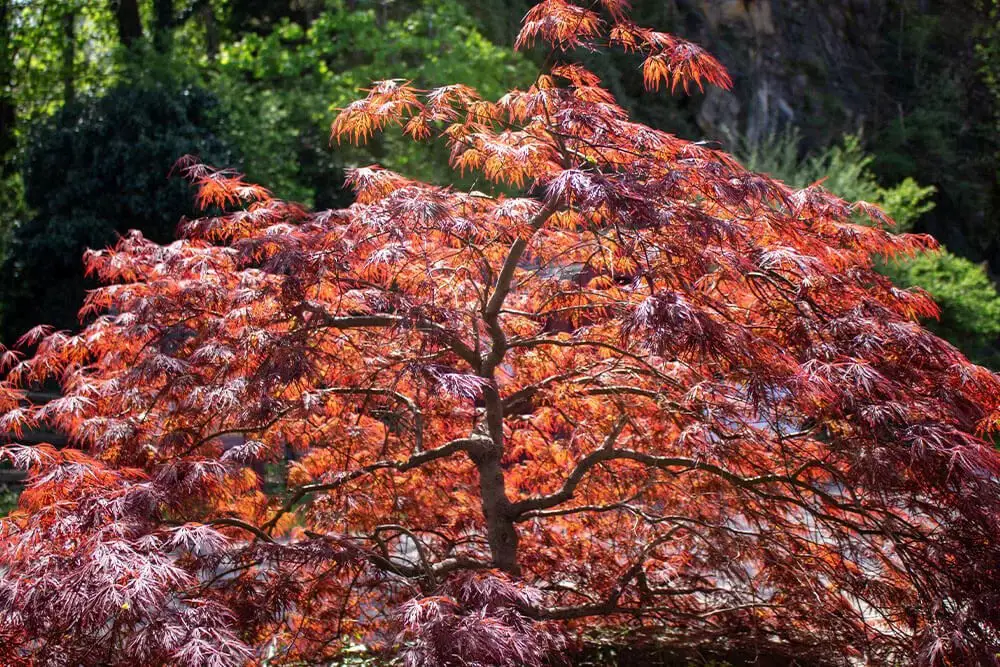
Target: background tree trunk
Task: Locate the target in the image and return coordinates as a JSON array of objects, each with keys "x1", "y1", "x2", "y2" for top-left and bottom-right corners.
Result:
[
  {"x1": 0, "y1": 0, "x2": 15, "y2": 171},
  {"x1": 153, "y1": 0, "x2": 174, "y2": 52},
  {"x1": 61, "y1": 10, "x2": 75, "y2": 107},
  {"x1": 202, "y1": 4, "x2": 219, "y2": 61},
  {"x1": 112, "y1": 0, "x2": 143, "y2": 48}
]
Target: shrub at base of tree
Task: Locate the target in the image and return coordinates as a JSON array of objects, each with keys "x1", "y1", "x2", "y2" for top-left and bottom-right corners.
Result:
[{"x1": 2, "y1": 2, "x2": 1000, "y2": 666}]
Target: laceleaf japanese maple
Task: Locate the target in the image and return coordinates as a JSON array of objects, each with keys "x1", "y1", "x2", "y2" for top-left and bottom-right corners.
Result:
[{"x1": 2, "y1": 2, "x2": 1000, "y2": 665}]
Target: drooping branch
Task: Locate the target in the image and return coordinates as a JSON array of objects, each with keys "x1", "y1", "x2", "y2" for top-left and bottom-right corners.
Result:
[
  {"x1": 260, "y1": 436, "x2": 491, "y2": 534},
  {"x1": 510, "y1": 447, "x2": 849, "y2": 520},
  {"x1": 312, "y1": 311, "x2": 480, "y2": 368}
]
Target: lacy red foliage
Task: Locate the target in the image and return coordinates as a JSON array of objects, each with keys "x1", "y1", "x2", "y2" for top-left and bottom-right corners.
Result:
[{"x1": 2, "y1": 2, "x2": 1000, "y2": 666}]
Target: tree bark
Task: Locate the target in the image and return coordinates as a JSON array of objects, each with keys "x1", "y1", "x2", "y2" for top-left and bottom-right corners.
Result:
[
  {"x1": 0, "y1": 0, "x2": 15, "y2": 170},
  {"x1": 475, "y1": 387, "x2": 519, "y2": 573},
  {"x1": 476, "y1": 450, "x2": 519, "y2": 572},
  {"x1": 61, "y1": 11, "x2": 75, "y2": 107},
  {"x1": 469, "y1": 204, "x2": 556, "y2": 574},
  {"x1": 112, "y1": 0, "x2": 143, "y2": 48},
  {"x1": 153, "y1": 0, "x2": 174, "y2": 52}
]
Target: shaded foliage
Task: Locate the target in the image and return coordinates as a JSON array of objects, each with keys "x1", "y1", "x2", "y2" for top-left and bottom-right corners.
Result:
[
  {"x1": 0, "y1": 80, "x2": 236, "y2": 340},
  {"x1": 870, "y1": 1, "x2": 1000, "y2": 271}
]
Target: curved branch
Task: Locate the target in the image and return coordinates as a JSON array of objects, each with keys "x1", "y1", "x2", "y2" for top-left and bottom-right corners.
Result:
[
  {"x1": 372, "y1": 523, "x2": 438, "y2": 586},
  {"x1": 304, "y1": 529, "x2": 492, "y2": 582},
  {"x1": 509, "y1": 447, "x2": 833, "y2": 518},
  {"x1": 313, "y1": 312, "x2": 479, "y2": 368},
  {"x1": 534, "y1": 600, "x2": 782, "y2": 622},
  {"x1": 261, "y1": 436, "x2": 491, "y2": 534},
  {"x1": 320, "y1": 387, "x2": 424, "y2": 452},
  {"x1": 205, "y1": 517, "x2": 275, "y2": 543}
]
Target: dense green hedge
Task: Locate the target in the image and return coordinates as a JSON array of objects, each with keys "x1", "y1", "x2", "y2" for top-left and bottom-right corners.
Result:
[{"x1": 1, "y1": 82, "x2": 236, "y2": 341}]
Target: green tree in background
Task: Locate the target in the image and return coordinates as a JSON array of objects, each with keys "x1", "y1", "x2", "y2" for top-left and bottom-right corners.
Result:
[
  {"x1": 887, "y1": 251, "x2": 1000, "y2": 368},
  {"x1": 740, "y1": 132, "x2": 1000, "y2": 367},
  {"x1": 871, "y1": 4, "x2": 999, "y2": 269},
  {"x1": 0, "y1": 0, "x2": 531, "y2": 338},
  {"x1": 1, "y1": 0, "x2": 999, "y2": 358},
  {"x1": 0, "y1": 81, "x2": 236, "y2": 340},
  {"x1": 739, "y1": 133, "x2": 935, "y2": 230},
  {"x1": 211, "y1": 0, "x2": 534, "y2": 205},
  {"x1": 1, "y1": 0, "x2": 119, "y2": 272}
]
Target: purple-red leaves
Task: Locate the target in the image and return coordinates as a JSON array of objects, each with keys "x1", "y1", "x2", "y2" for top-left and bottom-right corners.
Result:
[
  {"x1": 397, "y1": 574, "x2": 562, "y2": 667},
  {"x1": 2, "y1": 2, "x2": 1000, "y2": 666}
]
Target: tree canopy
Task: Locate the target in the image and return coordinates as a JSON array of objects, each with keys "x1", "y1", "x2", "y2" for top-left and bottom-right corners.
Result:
[
  {"x1": 2, "y1": 2, "x2": 1000, "y2": 665},
  {"x1": 739, "y1": 131, "x2": 1000, "y2": 368},
  {"x1": 1, "y1": 1, "x2": 998, "y2": 370}
]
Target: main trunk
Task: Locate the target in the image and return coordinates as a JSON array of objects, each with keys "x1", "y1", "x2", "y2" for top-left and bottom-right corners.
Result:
[
  {"x1": 476, "y1": 387, "x2": 519, "y2": 573},
  {"x1": 476, "y1": 449, "x2": 519, "y2": 573}
]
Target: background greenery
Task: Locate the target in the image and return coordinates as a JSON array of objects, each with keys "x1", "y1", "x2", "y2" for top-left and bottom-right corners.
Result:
[{"x1": 1, "y1": 0, "x2": 998, "y2": 367}]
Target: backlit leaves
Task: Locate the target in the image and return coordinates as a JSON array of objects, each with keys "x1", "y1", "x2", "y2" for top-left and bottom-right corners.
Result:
[{"x1": 1, "y1": 2, "x2": 999, "y2": 666}]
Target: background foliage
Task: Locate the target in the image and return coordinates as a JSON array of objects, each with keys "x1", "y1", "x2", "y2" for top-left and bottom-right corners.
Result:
[
  {"x1": 1, "y1": 0, "x2": 999, "y2": 367},
  {"x1": 0, "y1": 80, "x2": 235, "y2": 338},
  {"x1": 212, "y1": 0, "x2": 533, "y2": 205},
  {"x1": 1, "y1": 0, "x2": 998, "y2": 369}
]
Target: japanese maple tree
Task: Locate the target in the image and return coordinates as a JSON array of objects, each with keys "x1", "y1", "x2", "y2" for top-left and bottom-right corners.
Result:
[{"x1": 3, "y1": 1, "x2": 1000, "y2": 665}]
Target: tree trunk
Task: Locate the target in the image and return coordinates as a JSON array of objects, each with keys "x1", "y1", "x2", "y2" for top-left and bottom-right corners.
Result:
[
  {"x1": 476, "y1": 450, "x2": 519, "y2": 573},
  {"x1": 0, "y1": 0, "x2": 15, "y2": 170},
  {"x1": 112, "y1": 0, "x2": 143, "y2": 48},
  {"x1": 62, "y1": 11, "x2": 76, "y2": 107},
  {"x1": 153, "y1": 0, "x2": 174, "y2": 52},
  {"x1": 476, "y1": 387, "x2": 519, "y2": 573},
  {"x1": 202, "y1": 3, "x2": 219, "y2": 61}
]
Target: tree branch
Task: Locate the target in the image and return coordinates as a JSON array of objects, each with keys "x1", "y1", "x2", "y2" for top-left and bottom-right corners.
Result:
[
  {"x1": 320, "y1": 387, "x2": 424, "y2": 452},
  {"x1": 261, "y1": 436, "x2": 491, "y2": 534},
  {"x1": 509, "y1": 447, "x2": 828, "y2": 518},
  {"x1": 480, "y1": 202, "x2": 557, "y2": 376},
  {"x1": 206, "y1": 517, "x2": 275, "y2": 543},
  {"x1": 313, "y1": 312, "x2": 479, "y2": 368}
]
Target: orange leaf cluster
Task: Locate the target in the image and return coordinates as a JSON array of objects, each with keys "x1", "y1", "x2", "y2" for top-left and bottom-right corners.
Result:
[{"x1": 1, "y1": 2, "x2": 999, "y2": 666}]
